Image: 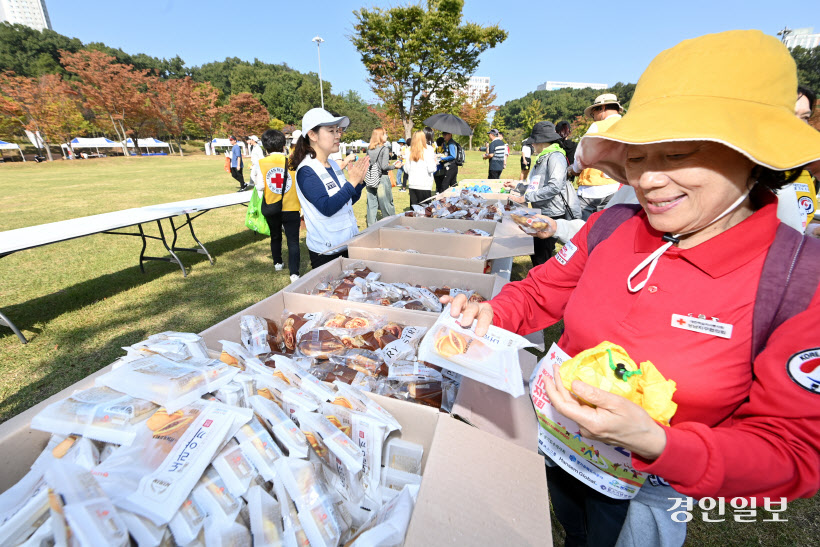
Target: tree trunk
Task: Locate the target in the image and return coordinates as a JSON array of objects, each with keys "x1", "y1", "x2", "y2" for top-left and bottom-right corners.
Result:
[
  {"x1": 402, "y1": 119, "x2": 413, "y2": 140},
  {"x1": 43, "y1": 140, "x2": 54, "y2": 162},
  {"x1": 176, "y1": 136, "x2": 184, "y2": 157},
  {"x1": 468, "y1": 135, "x2": 473, "y2": 150}
]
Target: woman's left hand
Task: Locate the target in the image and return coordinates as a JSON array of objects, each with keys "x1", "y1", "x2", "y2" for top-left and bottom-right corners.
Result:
[
  {"x1": 509, "y1": 194, "x2": 526, "y2": 204},
  {"x1": 542, "y1": 363, "x2": 668, "y2": 460}
]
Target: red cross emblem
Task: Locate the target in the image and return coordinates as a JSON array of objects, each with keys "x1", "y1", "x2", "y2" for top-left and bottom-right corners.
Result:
[
  {"x1": 271, "y1": 171, "x2": 284, "y2": 191},
  {"x1": 550, "y1": 351, "x2": 556, "y2": 359},
  {"x1": 676, "y1": 318, "x2": 687, "y2": 326}
]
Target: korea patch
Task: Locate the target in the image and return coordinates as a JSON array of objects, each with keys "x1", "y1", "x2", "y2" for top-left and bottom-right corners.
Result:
[
  {"x1": 265, "y1": 166, "x2": 288, "y2": 195},
  {"x1": 555, "y1": 241, "x2": 578, "y2": 265},
  {"x1": 786, "y1": 348, "x2": 820, "y2": 394},
  {"x1": 798, "y1": 195, "x2": 814, "y2": 215}
]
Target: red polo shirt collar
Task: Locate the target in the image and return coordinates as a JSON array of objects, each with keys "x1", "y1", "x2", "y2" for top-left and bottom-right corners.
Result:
[{"x1": 633, "y1": 192, "x2": 779, "y2": 279}]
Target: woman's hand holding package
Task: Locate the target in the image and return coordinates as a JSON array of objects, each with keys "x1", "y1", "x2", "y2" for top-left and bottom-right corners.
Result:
[
  {"x1": 346, "y1": 155, "x2": 370, "y2": 187},
  {"x1": 542, "y1": 363, "x2": 668, "y2": 460},
  {"x1": 532, "y1": 217, "x2": 558, "y2": 239},
  {"x1": 509, "y1": 194, "x2": 526, "y2": 204},
  {"x1": 439, "y1": 293, "x2": 494, "y2": 337}
]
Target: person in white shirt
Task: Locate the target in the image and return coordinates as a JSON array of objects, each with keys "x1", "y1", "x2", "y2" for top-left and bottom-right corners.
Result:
[
  {"x1": 247, "y1": 135, "x2": 265, "y2": 191},
  {"x1": 406, "y1": 130, "x2": 437, "y2": 207}
]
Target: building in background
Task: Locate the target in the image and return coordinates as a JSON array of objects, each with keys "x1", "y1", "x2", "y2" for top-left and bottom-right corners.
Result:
[
  {"x1": 0, "y1": 0, "x2": 52, "y2": 31},
  {"x1": 464, "y1": 76, "x2": 490, "y2": 102},
  {"x1": 780, "y1": 27, "x2": 820, "y2": 49},
  {"x1": 537, "y1": 81, "x2": 608, "y2": 92}
]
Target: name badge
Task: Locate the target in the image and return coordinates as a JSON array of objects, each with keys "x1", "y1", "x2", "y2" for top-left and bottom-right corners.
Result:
[{"x1": 671, "y1": 314, "x2": 733, "y2": 339}]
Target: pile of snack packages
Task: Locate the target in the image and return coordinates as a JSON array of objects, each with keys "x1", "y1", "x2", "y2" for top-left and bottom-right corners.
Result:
[
  {"x1": 388, "y1": 226, "x2": 491, "y2": 237},
  {"x1": 307, "y1": 263, "x2": 486, "y2": 313},
  {"x1": 0, "y1": 323, "x2": 435, "y2": 547},
  {"x1": 508, "y1": 210, "x2": 555, "y2": 235},
  {"x1": 403, "y1": 190, "x2": 511, "y2": 221}
]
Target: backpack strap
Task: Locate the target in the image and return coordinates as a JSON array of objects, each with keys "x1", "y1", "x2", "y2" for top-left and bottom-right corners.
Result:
[
  {"x1": 752, "y1": 224, "x2": 820, "y2": 360},
  {"x1": 586, "y1": 204, "x2": 643, "y2": 254}
]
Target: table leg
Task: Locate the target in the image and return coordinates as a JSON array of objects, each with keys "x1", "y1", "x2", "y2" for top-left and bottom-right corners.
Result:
[{"x1": 0, "y1": 309, "x2": 27, "y2": 344}]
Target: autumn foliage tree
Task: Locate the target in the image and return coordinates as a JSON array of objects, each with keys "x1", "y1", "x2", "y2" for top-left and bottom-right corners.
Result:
[
  {"x1": 459, "y1": 85, "x2": 497, "y2": 149},
  {"x1": 187, "y1": 82, "x2": 221, "y2": 146},
  {"x1": 153, "y1": 76, "x2": 206, "y2": 156},
  {"x1": 0, "y1": 71, "x2": 86, "y2": 160},
  {"x1": 60, "y1": 49, "x2": 158, "y2": 156},
  {"x1": 366, "y1": 105, "x2": 405, "y2": 141},
  {"x1": 222, "y1": 92, "x2": 269, "y2": 137}
]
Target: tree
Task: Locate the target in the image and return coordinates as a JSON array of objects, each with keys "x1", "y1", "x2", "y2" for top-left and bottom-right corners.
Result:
[
  {"x1": 0, "y1": 72, "x2": 86, "y2": 160},
  {"x1": 351, "y1": 0, "x2": 507, "y2": 138},
  {"x1": 223, "y1": 92, "x2": 269, "y2": 136},
  {"x1": 790, "y1": 45, "x2": 820, "y2": 92},
  {"x1": 187, "y1": 82, "x2": 221, "y2": 144},
  {"x1": 520, "y1": 99, "x2": 545, "y2": 138},
  {"x1": 459, "y1": 85, "x2": 497, "y2": 149},
  {"x1": 367, "y1": 105, "x2": 404, "y2": 141},
  {"x1": 153, "y1": 77, "x2": 202, "y2": 156},
  {"x1": 60, "y1": 49, "x2": 159, "y2": 156}
]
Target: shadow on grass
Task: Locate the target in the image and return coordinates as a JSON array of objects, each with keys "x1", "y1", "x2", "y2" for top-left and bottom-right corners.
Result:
[{"x1": 0, "y1": 229, "x2": 261, "y2": 341}]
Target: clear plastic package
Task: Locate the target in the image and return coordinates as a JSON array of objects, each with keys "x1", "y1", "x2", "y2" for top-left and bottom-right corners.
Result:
[
  {"x1": 168, "y1": 495, "x2": 206, "y2": 545},
  {"x1": 95, "y1": 354, "x2": 239, "y2": 412},
  {"x1": 233, "y1": 415, "x2": 284, "y2": 481},
  {"x1": 44, "y1": 459, "x2": 129, "y2": 546},
  {"x1": 418, "y1": 304, "x2": 533, "y2": 398},
  {"x1": 331, "y1": 382, "x2": 401, "y2": 433},
  {"x1": 120, "y1": 510, "x2": 166, "y2": 547},
  {"x1": 348, "y1": 485, "x2": 419, "y2": 547},
  {"x1": 246, "y1": 485, "x2": 284, "y2": 547},
  {"x1": 241, "y1": 315, "x2": 272, "y2": 356},
  {"x1": 273, "y1": 355, "x2": 336, "y2": 402},
  {"x1": 191, "y1": 467, "x2": 242, "y2": 525},
  {"x1": 31, "y1": 386, "x2": 157, "y2": 446},
  {"x1": 383, "y1": 438, "x2": 423, "y2": 475},
  {"x1": 211, "y1": 439, "x2": 256, "y2": 498},
  {"x1": 274, "y1": 457, "x2": 343, "y2": 547},
  {"x1": 249, "y1": 395, "x2": 309, "y2": 459},
  {"x1": 93, "y1": 399, "x2": 252, "y2": 525}
]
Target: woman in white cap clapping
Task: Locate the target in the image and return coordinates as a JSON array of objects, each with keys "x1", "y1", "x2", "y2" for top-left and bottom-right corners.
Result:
[{"x1": 291, "y1": 108, "x2": 370, "y2": 269}]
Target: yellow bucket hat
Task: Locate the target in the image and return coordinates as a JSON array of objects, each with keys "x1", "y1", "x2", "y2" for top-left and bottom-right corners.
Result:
[{"x1": 580, "y1": 30, "x2": 820, "y2": 183}]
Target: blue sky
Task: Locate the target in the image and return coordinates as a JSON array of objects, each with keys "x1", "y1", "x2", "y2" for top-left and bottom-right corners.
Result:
[{"x1": 47, "y1": 0, "x2": 817, "y2": 106}]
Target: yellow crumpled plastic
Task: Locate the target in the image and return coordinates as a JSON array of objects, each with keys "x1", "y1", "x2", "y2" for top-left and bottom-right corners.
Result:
[{"x1": 559, "y1": 341, "x2": 677, "y2": 426}]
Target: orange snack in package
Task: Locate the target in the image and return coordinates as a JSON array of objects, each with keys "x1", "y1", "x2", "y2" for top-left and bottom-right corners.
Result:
[{"x1": 559, "y1": 342, "x2": 677, "y2": 426}]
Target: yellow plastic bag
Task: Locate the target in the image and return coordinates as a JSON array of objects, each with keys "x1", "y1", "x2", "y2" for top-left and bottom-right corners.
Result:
[{"x1": 560, "y1": 342, "x2": 677, "y2": 426}]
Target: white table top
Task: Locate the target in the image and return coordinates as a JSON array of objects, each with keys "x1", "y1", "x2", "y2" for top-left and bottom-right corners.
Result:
[{"x1": 0, "y1": 191, "x2": 251, "y2": 256}]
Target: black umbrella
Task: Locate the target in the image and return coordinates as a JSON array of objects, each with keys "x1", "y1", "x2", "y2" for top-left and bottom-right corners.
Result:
[{"x1": 422, "y1": 113, "x2": 473, "y2": 136}]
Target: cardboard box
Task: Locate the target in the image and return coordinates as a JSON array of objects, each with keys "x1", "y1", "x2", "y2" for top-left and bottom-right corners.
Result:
[
  {"x1": 346, "y1": 229, "x2": 492, "y2": 274},
  {"x1": 0, "y1": 367, "x2": 551, "y2": 547},
  {"x1": 374, "y1": 393, "x2": 552, "y2": 546}
]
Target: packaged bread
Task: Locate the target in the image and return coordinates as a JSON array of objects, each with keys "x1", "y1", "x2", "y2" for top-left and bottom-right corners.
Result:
[
  {"x1": 31, "y1": 386, "x2": 158, "y2": 446},
  {"x1": 331, "y1": 382, "x2": 401, "y2": 433},
  {"x1": 191, "y1": 467, "x2": 242, "y2": 525},
  {"x1": 249, "y1": 395, "x2": 309, "y2": 459},
  {"x1": 119, "y1": 510, "x2": 166, "y2": 547},
  {"x1": 348, "y1": 485, "x2": 418, "y2": 547},
  {"x1": 282, "y1": 311, "x2": 322, "y2": 353},
  {"x1": 274, "y1": 457, "x2": 344, "y2": 547},
  {"x1": 418, "y1": 304, "x2": 533, "y2": 398},
  {"x1": 95, "y1": 354, "x2": 238, "y2": 413},
  {"x1": 124, "y1": 331, "x2": 210, "y2": 362},
  {"x1": 211, "y1": 439, "x2": 256, "y2": 498},
  {"x1": 273, "y1": 355, "x2": 336, "y2": 402},
  {"x1": 44, "y1": 460, "x2": 130, "y2": 546},
  {"x1": 246, "y1": 485, "x2": 284, "y2": 547},
  {"x1": 168, "y1": 495, "x2": 206, "y2": 545},
  {"x1": 234, "y1": 415, "x2": 284, "y2": 480},
  {"x1": 559, "y1": 341, "x2": 678, "y2": 426},
  {"x1": 272, "y1": 478, "x2": 312, "y2": 547},
  {"x1": 92, "y1": 400, "x2": 252, "y2": 525}
]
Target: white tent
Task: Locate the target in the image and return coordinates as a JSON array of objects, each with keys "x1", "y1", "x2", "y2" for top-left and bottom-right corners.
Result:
[
  {"x1": 62, "y1": 137, "x2": 127, "y2": 158},
  {"x1": 347, "y1": 139, "x2": 369, "y2": 149},
  {"x1": 125, "y1": 138, "x2": 171, "y2": 155},
  {"x1": 207, "y1": 138, "x2": 247, "y2": 156},
  {"x1": 0, "y1": 139, "x2": 25, "y2": 162}
]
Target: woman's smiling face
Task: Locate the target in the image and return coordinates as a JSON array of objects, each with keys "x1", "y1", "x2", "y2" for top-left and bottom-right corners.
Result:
[{"x1": 625, "y1": 141, "x2": 756, "y2": 240}]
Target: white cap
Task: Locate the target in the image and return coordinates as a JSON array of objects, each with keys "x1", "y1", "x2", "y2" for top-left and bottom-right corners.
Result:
[
  {"x1": 247, "y1": 135, "x2": 260, "y2": 143},
  {"x1": 301, "y1": 108, "x2": 350, "y2": 135},
  {"x1": 291, "y1": 129, "x2": 302, "y2": 141}
]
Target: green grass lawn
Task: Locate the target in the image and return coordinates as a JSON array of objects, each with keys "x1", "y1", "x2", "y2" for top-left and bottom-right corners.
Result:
[{"x1": 1, "y1": 151, "x2": 816, "y2": 545}]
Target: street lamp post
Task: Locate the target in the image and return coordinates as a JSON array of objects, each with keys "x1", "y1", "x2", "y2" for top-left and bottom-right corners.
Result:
[
  {"x1": 312, "y1": 36, "x2": 325, "y2": 109},
  {"x1": 777, "y1": 26, "x2": 792, "y2": 44}
]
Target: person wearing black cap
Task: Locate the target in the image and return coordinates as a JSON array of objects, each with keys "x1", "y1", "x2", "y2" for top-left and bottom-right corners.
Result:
[
  {"x1": 482, "y1": 128, "x2": 506, "y2": 179},
  {"x1": 507, "y1": 121, "x2": 580, "y2": 266}
]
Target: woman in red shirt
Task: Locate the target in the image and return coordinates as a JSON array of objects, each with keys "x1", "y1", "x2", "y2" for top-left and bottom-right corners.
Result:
[{"x1": 447, "y1": 30, "x2": 820, "y2": 546}]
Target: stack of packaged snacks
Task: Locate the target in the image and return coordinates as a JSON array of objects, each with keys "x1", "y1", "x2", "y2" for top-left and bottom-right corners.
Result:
[
  {"x1": 1, "y1": 330, "x2": 425, "y2": 547},
  {"x1": 224, "y1": 308, "x2": 462, "y2": 413},
  {"x1": 403, "y1": 190, "x2": 512, "y2": 221},
  {"x1": 307, "y1": 262, "x2": 486, "y2": 313}
]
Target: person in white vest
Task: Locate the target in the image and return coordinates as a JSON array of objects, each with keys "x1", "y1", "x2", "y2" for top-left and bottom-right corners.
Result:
[{"x1": 292, "y1": 108, "x2": 370, "y2": 268}]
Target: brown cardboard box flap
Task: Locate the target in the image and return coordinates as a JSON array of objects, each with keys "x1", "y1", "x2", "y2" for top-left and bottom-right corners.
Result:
[
  {"x1": 404, "y1": 414, "x2": 552, "y2": 546},
  {"x1": 451, "y1": 350, "x2": 541, "y2": 452}
]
